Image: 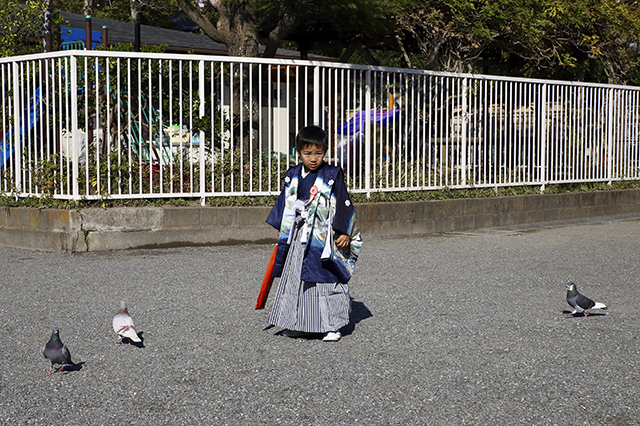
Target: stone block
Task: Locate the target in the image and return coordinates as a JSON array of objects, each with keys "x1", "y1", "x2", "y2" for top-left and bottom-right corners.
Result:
[
  {"x1": 163, "y1": 207, "x2": 201, "y2": 229},
  {"x1": 81, "y1": 207, "x2": 164, "y2": 232},
  {"x1": 441, "y1": 198, "x2": 466, "y2": 218},
  {"x1": 201, "y1": 206, "x2": 238, "y2": 227},
  {"x1": 238, "y1": 206, "x2": 272, "y2": 227}
]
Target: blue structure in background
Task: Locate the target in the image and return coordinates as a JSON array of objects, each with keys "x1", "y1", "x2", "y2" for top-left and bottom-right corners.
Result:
[
  {"x1": 0, "y1": 88, "x2": 42, "y2": 169},
  {"x1": 60, "y1": 27, "x2": 103, "y2": 50},
  {"x1": 2, "y1": 26, "x2": 102, "y2": 169},
  {"x1": 337, "y1": 109, "x2": 401, "y2": 135},
  {"x1": 336, "y1": 110, "x2": 401, "y2": 169}
]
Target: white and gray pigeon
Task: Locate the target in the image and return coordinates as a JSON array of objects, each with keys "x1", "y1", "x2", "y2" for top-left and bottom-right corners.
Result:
[
  {"x1": 42, "y1": 327, "x2": 75, "y2": 376},
  {"x1": 565, "y1": 282, "x2": 608, "y2": 316},
  {"x1": 113, "y1": 301, "x2": 142, "y2": 345}
]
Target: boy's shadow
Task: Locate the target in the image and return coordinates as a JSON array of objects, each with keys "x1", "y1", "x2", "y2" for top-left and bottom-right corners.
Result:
[
  {"x1": 342, "y1": 298, "x2": 373, "y2": 336},
  {"x1": 266, "y1": 299, "x2": 373, "y2": 338}
]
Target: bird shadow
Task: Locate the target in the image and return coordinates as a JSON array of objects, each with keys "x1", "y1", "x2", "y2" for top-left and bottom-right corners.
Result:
[
  {"x1": 562, "y1": 310, "x2": 607, "y2": 317},
  {"x1": 118, "y1": 331, "x2": 145, "y2": 348},
  {"x1": 58, "y1": 361, "x2": 85, "y2": 374}
]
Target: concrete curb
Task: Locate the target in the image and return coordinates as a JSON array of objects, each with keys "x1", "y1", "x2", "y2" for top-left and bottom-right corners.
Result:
[
  {"x1": 356, "y1": 188, "x2": 640, "y2": 236},
  {"x1": 1, "y1": 188, "x2": 640, "y2": 252}
]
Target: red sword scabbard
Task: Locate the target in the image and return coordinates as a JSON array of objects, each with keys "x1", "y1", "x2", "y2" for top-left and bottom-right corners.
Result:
[{"x1": 255, "y1": 244, "x2": 278, "y2": 310}]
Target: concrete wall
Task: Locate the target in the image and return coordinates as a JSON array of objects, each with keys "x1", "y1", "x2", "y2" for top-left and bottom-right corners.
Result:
[
  {"x1": 356, "y1": 189, "x2": 640, "y2": 236},
  {"x1": 1, "y1": 188, "x2": 640, "y2": 252}
]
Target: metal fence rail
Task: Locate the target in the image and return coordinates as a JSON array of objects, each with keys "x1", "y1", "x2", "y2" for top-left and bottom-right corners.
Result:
[{"x1": 1, "y1": 50, "x2": 640, "y2": 201}]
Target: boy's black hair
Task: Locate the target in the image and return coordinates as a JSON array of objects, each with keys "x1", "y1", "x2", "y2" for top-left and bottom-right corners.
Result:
[{"x1": 295, "y1": 125, "x2": 328, "y2": 153}]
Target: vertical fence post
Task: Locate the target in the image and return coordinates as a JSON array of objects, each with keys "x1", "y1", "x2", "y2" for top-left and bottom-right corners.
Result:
[
  {"x1": 539, "y1": 83, "x2": 547, "y2": 192},
  {"x1": 70, "y1": 54, "x2": 79, "y2": 199},
  {"x1": 199, "y1": 60, "x2": 206, "y2": 203},
  {"x1": 85, "y1": 16, "x2": 92, "y2": 50},
  {"x1": 607, "y1": 88, "x2": 614, "y2": 184},
  {"x1": 134, "y1": 21, "x2": 141, "y2": 52},
  {"x1": 365, "y1": 69, "x2": 372, "y2": 196},
  {"x1": 313, "y1": 65, "x2": 320, "y2": 125},
  {"x1": 12, "y1": 62, "x2": 21, "y2": 193},
  {"x1": 102, "y1": 26, "x2": 108, "y2": 49},
  {"x1": 461, "y1": 78, "x2": 468, "y2": 186}
]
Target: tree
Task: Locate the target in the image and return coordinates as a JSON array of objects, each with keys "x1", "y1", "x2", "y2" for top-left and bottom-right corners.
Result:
[
  {"x1": 393, "y1": 0, "x2": 479, "y2": 72},
  {"x1": 0, "y1": 0, "x2": 60, "y2": 57},
  {"x1": 542, "y1": 0, "x2": 640, "y2": 84},
  {"x1": 392, "y1": 0, "x2": 558, "y2": 73},
  {"x1": 174, "y1": 0, "x2": 401, "y2": 59},
  {"x1": 394, "y1": 0, "x2": 640, "y2": 84},
  {"x1": 53, "y1": 0, "x2": 180, "y2": 27},
  {"x1": 172, "y1": 0, "x2": 301, "y2": 57},
  {"x1": 269, "y1": 0, "x2": 404, "y2": 62}
]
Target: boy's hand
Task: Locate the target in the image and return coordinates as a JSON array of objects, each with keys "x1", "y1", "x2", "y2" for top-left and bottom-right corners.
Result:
[{"x1": 335, "y1": 234, "x2": 350, "y2": 248}]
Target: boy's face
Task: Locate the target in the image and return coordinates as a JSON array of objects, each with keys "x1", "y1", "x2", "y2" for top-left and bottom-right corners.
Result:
[{"x1": 297, "y1": 144, "x2": 326, "y2": 172}]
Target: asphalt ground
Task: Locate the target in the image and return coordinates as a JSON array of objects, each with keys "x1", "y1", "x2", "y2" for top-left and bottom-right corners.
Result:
[{"x1": 1, "y1": 214, "x2": 640, "y2": 425}]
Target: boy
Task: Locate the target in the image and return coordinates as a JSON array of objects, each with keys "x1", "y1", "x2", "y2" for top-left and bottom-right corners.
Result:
[{"x1": 266, "y1": 125, "x2": 362, "y2": 342}]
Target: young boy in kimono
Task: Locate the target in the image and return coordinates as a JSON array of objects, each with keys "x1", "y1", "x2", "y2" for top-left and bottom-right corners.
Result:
[{"x1": 266, "y1": 125, "x2": 362, "y2": 342}]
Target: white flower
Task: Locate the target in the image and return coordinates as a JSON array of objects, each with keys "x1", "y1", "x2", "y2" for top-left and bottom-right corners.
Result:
[
  {"x1": 328, "y1": 179, "x2": 334, "y2": 186},
  {"x1": 345, "y1": 200, "x2": 351, "y2": 207},
  {"x1": 285, "y1": 176, "x2": 291, "y2": 183}
]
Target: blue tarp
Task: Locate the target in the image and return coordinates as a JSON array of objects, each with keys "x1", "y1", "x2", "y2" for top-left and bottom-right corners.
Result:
[
  {"x1": 1, "y1": 88, "x2": 41, "y2": 169},
  {"x1": 337, "y1": 109, "x2": 400, "y2": 135},
  {"x1": 61, "y1": 27, "x2": 103, "y2": 49}
]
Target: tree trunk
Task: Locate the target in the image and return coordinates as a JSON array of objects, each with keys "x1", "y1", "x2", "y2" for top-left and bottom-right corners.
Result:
[
  {"x1": 83, "y1": 0, "x2": 93, "y2": 16},
  {"x1": 130, "y1": 0, "x2": 140, "y2": 22}
]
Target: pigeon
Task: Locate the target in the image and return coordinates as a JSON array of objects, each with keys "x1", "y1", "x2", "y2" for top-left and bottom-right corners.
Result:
[
  {"x1": 42, "y1": 327, "x2": 75, "y2": 376},
  {"x1": 565, "y1": 282, "x2": 608, "y2": 317},
  {"x1": 113, "y1": 301, "x2": 141, "y2": 345}
]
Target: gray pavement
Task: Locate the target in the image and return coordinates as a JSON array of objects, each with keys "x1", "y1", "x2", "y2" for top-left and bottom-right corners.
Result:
[{"x1": 1, "y1": 215, "x2": 640, "y2": 425}]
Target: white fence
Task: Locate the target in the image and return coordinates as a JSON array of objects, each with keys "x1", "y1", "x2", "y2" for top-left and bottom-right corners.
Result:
[{"x1": 2, "y1": 50, "x2": 640, "y2": 201}]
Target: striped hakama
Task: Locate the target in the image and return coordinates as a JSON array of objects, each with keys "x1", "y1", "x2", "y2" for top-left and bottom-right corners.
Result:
[{"x1": 268, "y1": 216, "x2": 351, "y2": 333}]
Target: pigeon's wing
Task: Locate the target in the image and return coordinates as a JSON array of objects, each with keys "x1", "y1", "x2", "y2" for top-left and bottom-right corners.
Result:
[
  {"x1": 566, "y1": 294, "x2": 581, "y2": 312},
  {"x1": 119, "y1": 325, "x2": 141, "y2": 342},
  {"x1": 113, "y1": 313, "x2": 141, "y2": 342},
  {"x1": 113, "y1": 313, "x2": 135, "y2": 331},
  {"x1": 575, "y1": 293, "x2": 596, "y2": 310},
  {"x1": 61, "y1": 344, "x2": 72, "y2": 365}
]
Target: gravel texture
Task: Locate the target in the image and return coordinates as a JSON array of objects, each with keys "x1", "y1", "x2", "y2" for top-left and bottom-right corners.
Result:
[{"x1": 1, "y1": 215, "x2": 640, "y2": 425}]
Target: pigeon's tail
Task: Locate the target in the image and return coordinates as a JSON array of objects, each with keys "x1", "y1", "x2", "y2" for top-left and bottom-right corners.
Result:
[{"x1": 593, "y1": 302, "x2": 607, "y2": 310}]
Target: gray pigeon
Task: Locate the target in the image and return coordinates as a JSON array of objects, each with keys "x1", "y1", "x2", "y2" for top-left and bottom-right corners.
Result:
[
  {"x1": 113, "y1": 301, "x2": 141, "y2": 344},
  {"x1": 42, "y1": 327, "x2": 75, "y2": 376},
  {"x1": 565, "y1": 282, "x2": 608, "y2": 316}
]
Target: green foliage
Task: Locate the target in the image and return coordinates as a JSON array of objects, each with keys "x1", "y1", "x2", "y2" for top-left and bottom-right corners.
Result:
[
  {"x1": 0, "y1": 0, "x2": 62, "y2": 57},
  {"x1": 4, "y1": 174, "x2": 640, "y2": 208},
  {"x1": 4, "y1": 116, "x2": 297, "y2": 204},
  {"x1": 52, "y1": 0, "x2": 181, "y2": 27},
  {"x1": 270, "y1": 0, "x2": 403, "y2": 45},
  {"x1": 393, "y1": 0, "x2": 640, "y2": 83},
  {"x1": 33, "y1": 154, "x2": 66, "y2": 197},
  {"x1": 106, "y1": 43, "x2": 168, "y2": 53},
  {"x1": 6, "y1": 135, "x2": 640, "y2": 208}
]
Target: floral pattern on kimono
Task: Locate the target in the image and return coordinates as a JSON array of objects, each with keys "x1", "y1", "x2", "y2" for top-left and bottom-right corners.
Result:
[{"x1": 266, "y1": 163, "x2": 362, "y2": 284}]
